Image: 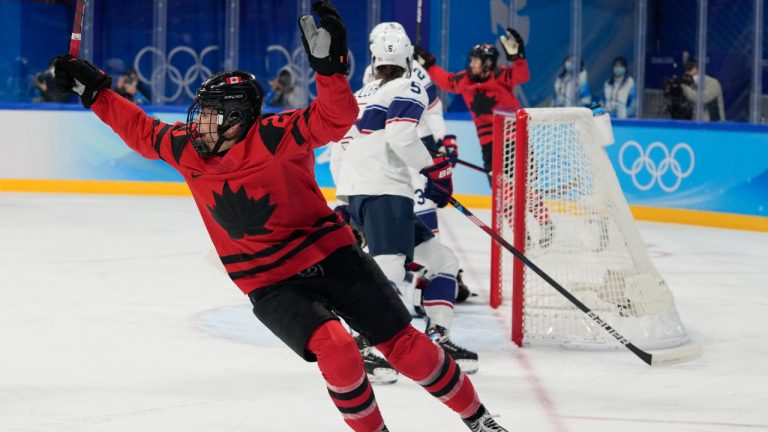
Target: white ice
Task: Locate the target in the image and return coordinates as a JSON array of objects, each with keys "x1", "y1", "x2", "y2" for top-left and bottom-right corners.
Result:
[{"x1": 1, "y1": 193, "x2": 766, "y2": 432}]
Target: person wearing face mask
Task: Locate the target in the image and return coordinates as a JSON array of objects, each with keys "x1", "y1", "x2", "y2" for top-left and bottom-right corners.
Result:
[
  {"x1": 553, "y1": 55, "x2": 592, "y2": 108},
  {"x1": 681, "y1": 58, "x2": 725, "y2": 121},
  {"x1": 601, "y1": 57, "x2": 637, "y2": 118}
]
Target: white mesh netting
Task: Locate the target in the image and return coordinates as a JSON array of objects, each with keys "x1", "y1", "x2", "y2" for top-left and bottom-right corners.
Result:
[{"x1": 492, "y1": 108, "x2": 689, "y2": 350}]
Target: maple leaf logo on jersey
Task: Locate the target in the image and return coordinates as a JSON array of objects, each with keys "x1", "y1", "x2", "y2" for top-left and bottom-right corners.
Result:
[
  {"x1": 470, "y1": 90, "x2": 496, "y2": 116},
  {"x1": 207, "y1": 181, "x2": 277, "y2": 239}
]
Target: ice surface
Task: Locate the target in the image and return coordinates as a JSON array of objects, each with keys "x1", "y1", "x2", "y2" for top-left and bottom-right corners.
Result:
[{"x1": 1, "y1": 193, "x2": 766, "y2": 431}]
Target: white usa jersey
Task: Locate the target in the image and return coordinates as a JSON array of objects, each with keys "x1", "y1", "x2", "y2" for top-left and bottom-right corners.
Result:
[
  {"x1": 331, "y1": 77, "x2": 433, "y2": 203},
  {"x1": 364, "y1": 62, "x2": 445, "y2": 141}
]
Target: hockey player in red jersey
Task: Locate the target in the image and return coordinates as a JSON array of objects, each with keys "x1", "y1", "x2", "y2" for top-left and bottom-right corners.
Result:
[
  {"x1": 413, "y1": 29, "x2": 529, "y2": 177},
  {"x1": 52, "y1": 2, "x2": 507, "y2": 431},
  {"x1": 415, "y1": 31, "x2": 553, "y2": 247}
]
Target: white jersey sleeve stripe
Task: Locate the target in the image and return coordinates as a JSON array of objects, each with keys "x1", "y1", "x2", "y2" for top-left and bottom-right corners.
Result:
[
  {"x1": 387, "y1": 98, "x2": 426, "y2": 122},
  {"x1": 355, "y1": 105, "x2": 388, "y2": 133}
]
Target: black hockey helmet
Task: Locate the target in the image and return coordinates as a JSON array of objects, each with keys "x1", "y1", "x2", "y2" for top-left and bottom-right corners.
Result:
[
  {"x1": 467, "y1": 43, "x2": 499, "y2": 81},
  {"x1": 186, "y1": 70, "x2": 264, "y2": 156},
  {"x1": 469, "y1": 43, "x2": 499, "y2": 67}
]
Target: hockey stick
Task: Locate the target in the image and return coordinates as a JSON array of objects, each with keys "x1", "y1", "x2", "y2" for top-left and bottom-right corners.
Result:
[
  {"x1": 69, "y1": 0, "x2": 87, "y2": 58},
  {"x1": 454, "y1": 157, "x2": 489, "y2": 174},
  {"x1": 428, "y1": 149, "x2": 490, "y2": 175},
  {"x1": 415, "y1": 0, "x2": 423, "y2": 45},
  {"x1": 448, "y1": 196, "x2": 701, "y2": 366}
]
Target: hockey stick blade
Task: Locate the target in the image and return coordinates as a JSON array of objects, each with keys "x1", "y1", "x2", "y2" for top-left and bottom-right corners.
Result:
[
  {"x1": 647, "y1": 343, "x2": 702, "y2": 367},
  {"x1": 449, "y1": 197, "x2": 700, "y2": 367}
]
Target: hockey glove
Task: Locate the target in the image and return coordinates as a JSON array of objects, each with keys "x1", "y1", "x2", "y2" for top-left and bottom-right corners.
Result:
[
  {"x1": 499, "y1": 28, "x2": 525, "y2": 61},
  {"x1": 53, "y1": 55, "x2": 112, "y2": 108},
  {"x1": 437, "y1": 135, "x2": 459, "y2": 166},
  {"x1": 420, "y1": 157, "x2": 453, "y2": 208},
  {"x1": 298, "y1": 0, "x2": 350, "y2": 76},
  {"x1": 413, "y1": 45, "x2": 436, "y2": 69}
]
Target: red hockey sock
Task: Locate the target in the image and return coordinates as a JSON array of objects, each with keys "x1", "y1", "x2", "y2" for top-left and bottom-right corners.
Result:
[
  {"x1": 376, "y1": 325, "x2": 481, "y2": 419},
  {"x1": 307, "y1": 320, "x2": 386, "y2": 432}
]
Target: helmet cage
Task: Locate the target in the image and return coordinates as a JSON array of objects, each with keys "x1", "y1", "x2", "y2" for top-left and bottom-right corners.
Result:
[{"x1": 186, "y1": 71, "x2": 263, "y2": 157}]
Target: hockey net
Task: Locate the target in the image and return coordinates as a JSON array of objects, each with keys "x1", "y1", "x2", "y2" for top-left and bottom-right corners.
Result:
[{"x1": 490, "y1": 107, "x2": 690, "y2": 350}]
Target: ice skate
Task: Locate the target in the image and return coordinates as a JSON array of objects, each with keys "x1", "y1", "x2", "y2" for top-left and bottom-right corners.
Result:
[
  {"x1": 463, "y1": 405, "x2": 508, "y2": 432},
  {"x1": 426, "y1": 325, "x2": 479, "y2": 374},
  {"x1": 355, "y1": 334, "x2": 398, "y2": 385}
]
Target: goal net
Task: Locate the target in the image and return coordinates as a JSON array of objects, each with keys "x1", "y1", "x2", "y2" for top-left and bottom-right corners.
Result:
[{"x1": 490, "y1": 107, "x2": 690, "y2": 350}]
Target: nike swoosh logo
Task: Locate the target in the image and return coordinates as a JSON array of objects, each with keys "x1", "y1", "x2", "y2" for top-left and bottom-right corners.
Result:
[{"x1": 191, "y1": 173, "x2": 204, "y2": 179}]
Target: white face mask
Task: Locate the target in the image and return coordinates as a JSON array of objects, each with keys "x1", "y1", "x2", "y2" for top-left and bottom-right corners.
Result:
[{"x1": 692, "y1": 74, "x2": 700, "y2": 84}]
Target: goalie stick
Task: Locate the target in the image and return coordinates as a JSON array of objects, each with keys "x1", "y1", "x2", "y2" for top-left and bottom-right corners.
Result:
[
  {"x1": 448, "y1": 196, "x2": 701, "y2": 366},
  {"x1": 69, "y1": 0, "x2": 87, "y2": 58}
]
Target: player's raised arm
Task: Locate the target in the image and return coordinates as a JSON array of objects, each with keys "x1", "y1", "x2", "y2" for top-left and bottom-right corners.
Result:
[
  {"x1": 297, "y1": 0, "x2": 359, "y2": 148},
  {"x1": 53, "y1": 55, "x2": 182, "y2": 162},
  {"x1": 498, "y1": 28, "x2": 531, "y2": 85}
]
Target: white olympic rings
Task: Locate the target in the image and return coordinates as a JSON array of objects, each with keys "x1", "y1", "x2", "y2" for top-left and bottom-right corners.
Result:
[
  {"x1": 618, "y1": 140, "x2": 695, "y2": 192},
  {"x1": 134, "y1": 45, "x2": 218, "y2": 103}
]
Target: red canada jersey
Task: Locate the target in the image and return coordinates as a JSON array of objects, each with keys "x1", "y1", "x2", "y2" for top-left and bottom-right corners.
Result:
[
  {"x1": 91, "y1": 75, "x2": 359, "y2": 294},
  {"x1": 427, "y1": 59, "x2": 530, "y2": 147}
]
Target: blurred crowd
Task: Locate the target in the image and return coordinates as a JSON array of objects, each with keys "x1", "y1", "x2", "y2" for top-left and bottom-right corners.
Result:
[{"x1": 30, "y1": 52, "x2": 726, "y2": 122}]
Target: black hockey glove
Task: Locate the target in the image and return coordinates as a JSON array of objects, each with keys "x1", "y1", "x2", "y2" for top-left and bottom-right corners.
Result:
[
  {"x1": 413, "y1": 45, "x2": 436, "y2": 69},
  {"x1": 53, "y1": 55, "x2": 112, "y2": 108},
  {"x1": 420, "y1": 157, "x2": 453, "y2": 208},
  {"x1": 499, "y1": 28, "x2": 525, "y2": 61},
  {"x1": 298, "y1": 0, "x2": 349, "y2": 76}
]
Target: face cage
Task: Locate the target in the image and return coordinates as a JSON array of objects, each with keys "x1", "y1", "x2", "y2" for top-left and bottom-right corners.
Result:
[{"x1": 186, "y1": 102, "x2": 242, "y2": 157}]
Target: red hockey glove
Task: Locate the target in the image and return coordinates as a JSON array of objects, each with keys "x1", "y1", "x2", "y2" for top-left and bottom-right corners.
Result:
[
  {"x1": 53, "y1": 55, "x2": 112, "y2": 108},
  {"x1": 413, "y1": 45, "x2": 436, "y2": 69},
  {"x1": 438, "y1": 135, "x2": 459, "y2": 166},
  {"x1": 419, "y1": 157, "x2": 453, "y2": 208}
]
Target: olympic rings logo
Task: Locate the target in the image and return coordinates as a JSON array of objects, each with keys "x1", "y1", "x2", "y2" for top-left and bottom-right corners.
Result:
[
  {"x1": 266, "y1": 43, "x2": 355, "y2": 100},
  {"x1": 134, "y1": 45, "x2": 218, "y2": 103},
  {"x1": 618, "y1": 140, "x2": 695, "y2": 192}
]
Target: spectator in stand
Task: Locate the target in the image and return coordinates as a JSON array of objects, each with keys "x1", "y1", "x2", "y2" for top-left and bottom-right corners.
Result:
[
  {"x1": 553, "y1": 55, "x2": 591, "y2": 107},
  {"x1": 601, "y1": 56, "x2": 637, "y2": 118},
  {"x1": 115, "y1": 68, "x2": 149, "y2": 105},
  {"x1": 266, "y1": 66, "x2": 307, "y2": 108},
  {"x1": 681, "y1": 58, "x2": 725, "y2": 121},
  {"x1": 33, "y1": 58, "x2": 70, "y2": 103}
]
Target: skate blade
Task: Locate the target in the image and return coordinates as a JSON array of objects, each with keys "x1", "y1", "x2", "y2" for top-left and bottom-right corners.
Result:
[
  {"x1": 368, "y1": 368, "x2": 399, "y2": 385},
  {"x1": 456, "y1": 359, "x2": 478, "y2": 374}
]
